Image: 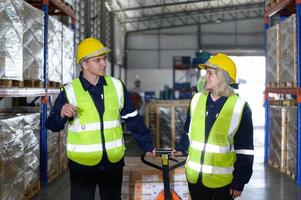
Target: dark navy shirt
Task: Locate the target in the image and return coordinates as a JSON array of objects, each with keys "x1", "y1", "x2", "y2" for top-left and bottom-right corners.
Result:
[
  {"x1": 176, "y1": 93, "x2": 254, "y2": 191},
  {"x1": 46, "y1": 72, "x2": 154, "y2": 171}
]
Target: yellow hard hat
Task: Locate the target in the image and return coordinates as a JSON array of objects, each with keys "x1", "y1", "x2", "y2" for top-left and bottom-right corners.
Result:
[
  {"x1": 199, "y1": 54, "x2": 237, "y2": 83},
  {"x1": 76, "y1": 37, "x2": 111, "y2": 64}
]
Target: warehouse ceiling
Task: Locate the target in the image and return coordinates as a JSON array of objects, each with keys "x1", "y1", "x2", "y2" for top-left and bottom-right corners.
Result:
[{"x1": 107, "y1": 0, "x2": 265, "y2": 32}]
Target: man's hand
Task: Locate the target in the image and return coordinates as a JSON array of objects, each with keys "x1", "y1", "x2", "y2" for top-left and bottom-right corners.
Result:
[
  {"x1": 60, "y1": 104, "x2": 77, "y2": 118},
  {"x1": 145, "y1": 148, "x2": 156, "y2": 157},
  {"x1": 230, "y1": 189, "x2": 242, "y2": 199}
]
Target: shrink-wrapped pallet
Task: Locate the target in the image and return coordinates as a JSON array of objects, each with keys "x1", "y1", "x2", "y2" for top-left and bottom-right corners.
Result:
[
  {"x1": 145, "y1": 100, "x2": 189, "y2": 149},
  {"x1": 0, "y1": 0, "x2": 23, "y2": 81},
  {"x1": 285, "y1": 106, "x2": 297, "y2": 178},
  {"x1": 268, "y1": 106, "x2": 282, "y2": 169},
  {"x1": 62, "y1": 25, "x2": 75, "y2": 84},
  {"x1": 266, "y1": 24, "x2": 280, "y2": 86},
  {"x1": 23, "y1": 113, "x2": 40, "y2": 191},
  {"x1": 48, "y1": 16, "x2": 62, "y2": 83},
  {"x1": 0, "y1": 115, "x2": 25, "y2": 200},
  {"x1": 279, "y1": 14, "x2": 297, "y2": 87},
  {"x1": 23, "y1": 2, "x2": 44, "y2": 82}
]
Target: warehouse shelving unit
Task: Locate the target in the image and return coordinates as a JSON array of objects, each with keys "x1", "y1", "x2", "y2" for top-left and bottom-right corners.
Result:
[
  {"x1": 0, "y1": 0, "x2": 76, "y2": 189},
  {"x1": 172, "y1": 56, "x2": 199, "y2": 99},
  {"x1": 264, "y1": 0, "x2": 301, "y2": 185}
]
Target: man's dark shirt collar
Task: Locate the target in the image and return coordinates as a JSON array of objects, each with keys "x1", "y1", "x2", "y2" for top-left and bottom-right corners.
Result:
[{"x1": 79, "y1": 71, "x2": 107, "y2": 91}]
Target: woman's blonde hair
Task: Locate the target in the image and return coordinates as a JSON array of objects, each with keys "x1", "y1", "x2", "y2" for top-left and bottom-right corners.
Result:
[{"x1": 203, "y1": 68, "x2": 235, "y2": 97}]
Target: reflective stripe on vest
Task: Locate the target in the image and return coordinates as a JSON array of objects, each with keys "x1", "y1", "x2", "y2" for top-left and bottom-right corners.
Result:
[
  {"x1": 185, "y1": 92, "x2": 245, "y2": 188},
  {"x1": 64, "y1": 76, "x2": 125, "y2": 166}
]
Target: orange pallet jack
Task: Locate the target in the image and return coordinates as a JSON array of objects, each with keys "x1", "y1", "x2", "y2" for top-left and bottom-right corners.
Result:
[{"x1": 141, "y1": 149, "x2": 186, "y2": 200}]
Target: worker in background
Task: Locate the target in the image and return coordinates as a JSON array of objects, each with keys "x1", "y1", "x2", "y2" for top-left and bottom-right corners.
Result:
[
  {"x1": 46, "y1": 37, "x2": 155, "y2": 200},
  {"x1": 129, "y1": 77, "x2": 144, "y2": 115},
  {"x1": 174, "y1": 54, "x2": 254, "y2": 200}
]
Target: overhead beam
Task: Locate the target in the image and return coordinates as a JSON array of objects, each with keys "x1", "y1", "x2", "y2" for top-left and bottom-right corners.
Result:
[
  {"x1": 112, "y1": 0, "x2": 210, "y2": 12},
  {"x1": 122, "y1": 3, "x2": 264, "y2": 24}
]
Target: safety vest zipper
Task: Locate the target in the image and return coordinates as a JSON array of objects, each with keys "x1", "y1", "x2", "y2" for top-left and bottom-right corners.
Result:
[{"x1": 99, "y1": 92, "x2": 106, "y2": 155}]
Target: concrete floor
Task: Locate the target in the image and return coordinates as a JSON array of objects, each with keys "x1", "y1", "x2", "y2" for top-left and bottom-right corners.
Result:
[
  {"x1": 32, "y1": 158, "x2": 301, "y2": 200},
  {"x1": 32, "y1": 128, "x2": 301, "y2": 200}
]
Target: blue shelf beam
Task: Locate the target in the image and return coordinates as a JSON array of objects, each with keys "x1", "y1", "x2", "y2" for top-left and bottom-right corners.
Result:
[{"x1": 40, "y1": 0, "x2": 49, "y2": 189}]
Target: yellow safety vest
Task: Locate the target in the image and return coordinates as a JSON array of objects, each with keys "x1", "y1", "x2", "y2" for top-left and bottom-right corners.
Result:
[
  {"x1": 185, "y1": 92, "x2": 245, "y2": 188},
  {"x1": 64, "y1": 76, "x2": 125, "y2": 166}
]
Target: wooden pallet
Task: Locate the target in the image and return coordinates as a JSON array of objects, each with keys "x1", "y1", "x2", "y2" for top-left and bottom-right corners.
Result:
[
  {"x1": 267, "y1": 82, "x2": 278, "y2": 87},
  {"x1": 0, "y1": 79, "x2": 24, "y2": 87},
  {"x1": 23, "y1": 181, "x2": 41, "y2": 200},
  {"x1": 278, "y1": 81, "x2": 296, "y2": 88},
  {"x1": 24, "y1": 79, "x2": 43, "y2": 88},
  {"x1": 48, "y1": 81, "x2": 61, "y2": 88}
]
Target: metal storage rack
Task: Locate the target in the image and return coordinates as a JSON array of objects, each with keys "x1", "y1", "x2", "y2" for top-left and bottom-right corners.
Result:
[
  {"x1": 0, "y1": 0, "x2": 76, "y2": 188},
  {"x1": 264, "y1": 0, "x2": 301, "y2": 185},
  {"x1": 172, "y1": 56, "x2": 199, "y2": 99}
]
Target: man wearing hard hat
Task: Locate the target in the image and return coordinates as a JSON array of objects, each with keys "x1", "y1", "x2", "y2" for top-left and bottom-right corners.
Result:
[
  {"x1": 175, "y1": 54, "x2": 254, "y2": 200},
  {"x1": 46, "y1": 38, "x2": 155, "y2": 200}
]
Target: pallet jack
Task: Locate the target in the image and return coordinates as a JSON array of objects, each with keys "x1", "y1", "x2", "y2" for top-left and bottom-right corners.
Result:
[{"x1": 141, "y1": 148, "x2": 186, "y2": 200}]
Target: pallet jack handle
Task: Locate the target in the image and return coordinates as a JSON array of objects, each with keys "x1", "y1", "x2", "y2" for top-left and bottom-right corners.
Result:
[{"x1": 141, "y1": 148, "x2": 186, "y2": 200}]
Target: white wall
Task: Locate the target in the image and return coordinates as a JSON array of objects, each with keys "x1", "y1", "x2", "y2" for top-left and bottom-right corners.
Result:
[{"x1": 126, "y1": 18, "x2": 264, "y2": 70}]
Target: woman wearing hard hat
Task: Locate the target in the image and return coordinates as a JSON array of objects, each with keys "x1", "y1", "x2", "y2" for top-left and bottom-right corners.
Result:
[
  {"x1": 175, "y1": 54, "x2": 254, "y2": 200},
  {"x1": 46, "y1": 38, "x2": 155, "y2": 200}
]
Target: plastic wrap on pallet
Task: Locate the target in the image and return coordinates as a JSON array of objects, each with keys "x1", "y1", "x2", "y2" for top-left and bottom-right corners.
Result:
[
  {"x1": 23, "y1": 113, "x2": 40, "y2": 190},
  {"x1": 23, "y1": 2, "x2": 44, "y2": 81},
  {"x1": 0, "y1": 0, "x2": 23, "y2": 80},
  {"x1": 0, "y1": 114, "x2": 25, "y2": 200},
  {"x1": 285, "y1": 106, "x2": 297, "y2": 177},
  {"x1": 175, "y1": 107, "x2": 188, "y2": 144},
  {"x1": 268, "y1": 106, "x2": 282, "y2": 168},
  {"x1": 48, "y1": 16, "x2": 62, "y2": 83},
  {"x1": 145, "y1": 100, "x2": 189, "y2": 149},
  {"x1": 62, "y1": 25, "x2": 75, "y2": 84},
  {"x1": 279, "y1": 14, "x2": 296, "y2": 86},
  {"x1": 159, "y1": 107, "x2": 172, "y2": 148},
  {"x1": 266, "y1": 24, "x2": 280, "y2": 85},
  {"x1": 47, "y1": 130, "x2": 59, "y2": 180}
]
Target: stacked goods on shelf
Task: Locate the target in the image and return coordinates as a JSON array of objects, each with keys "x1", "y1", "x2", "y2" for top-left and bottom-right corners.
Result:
[
  {"x1": 268, "y1": 106, "x2": 285, "y2": 170},
  {"x1": 269, "y1": 105, "x2": 298, "y2": 179},
  {"x1": 0, "y1": 113, "x2": 41, "y2": 200},
  {"x1": 23, "y1": 1, "x2": 44, "y2": 87},
  {"x1": 23, "y1": 113, "x2": 41, "y2": 199},
  {"x1": 0, "y1": 0, "x2": 23, "y2": 82},
  {"x1": 144, "y1": 100, "x2": 189, "y2": 149},
  {"x1": 266, "y1": 24, "x2": 280, "y2": 87},
  {"x1": 266, "y1": 14, "x2": 297, "y2": 87},
  {"x1": 1, "y1": 1, "x2": 75, "y2": 88},
  {"x1": 0, "y1": 114, "x2": 25, "y2": 200},
  {"x1": 279, "y1": 14, "x2": 297, "y2": 87},
  {"x1": 284, "y1": 106, "x2": 297, "y2": 179},
  {"x1": 62, "y1": 25, "x2": 75, "y2": 84},
  {"x1": 0, "y1": 111, "x2": 69, "y2": 199},
  {"x1": 48, "y1": 16, "x2": 63, "y2": 86}
]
